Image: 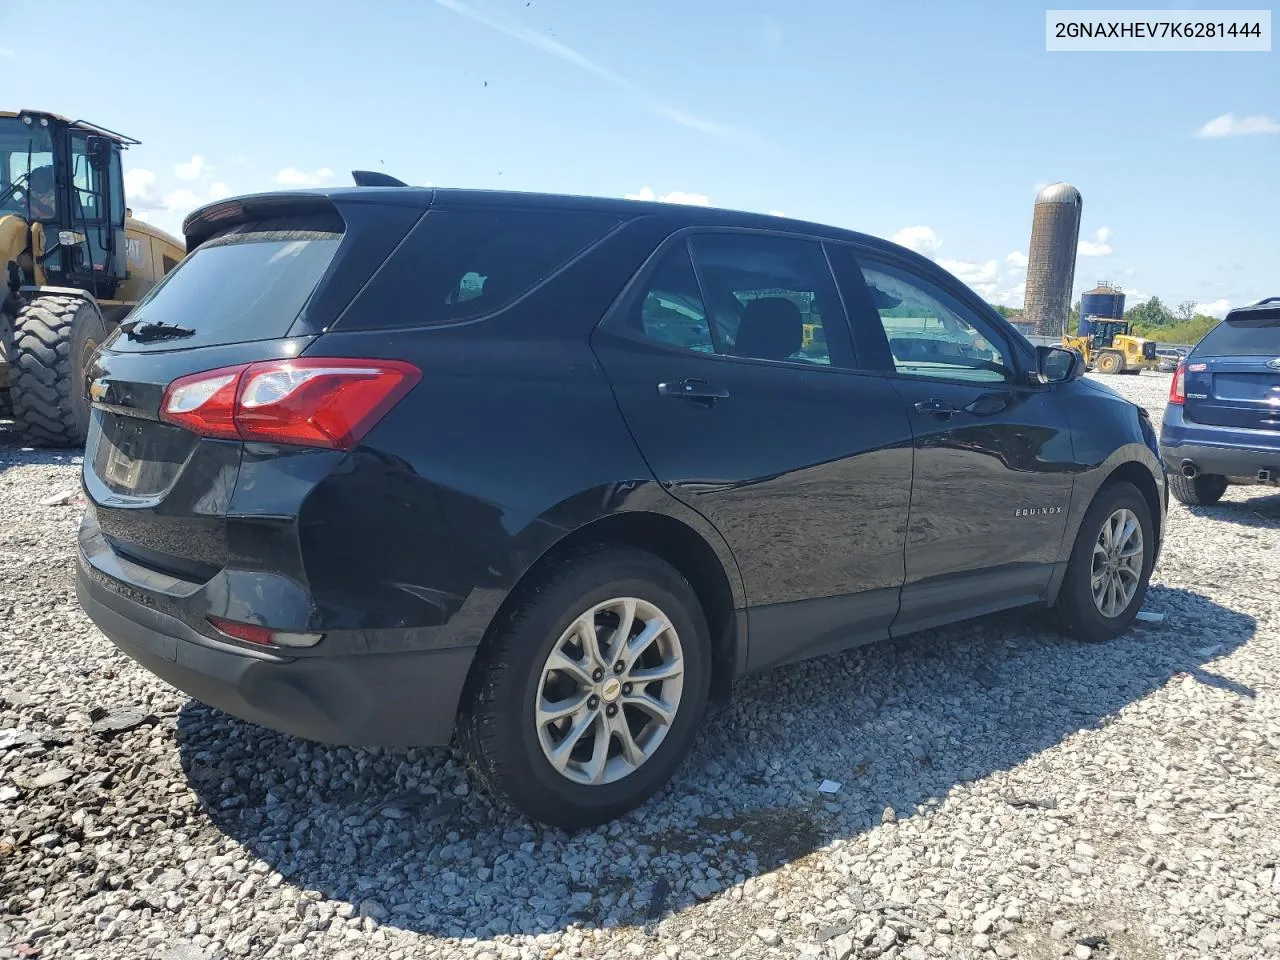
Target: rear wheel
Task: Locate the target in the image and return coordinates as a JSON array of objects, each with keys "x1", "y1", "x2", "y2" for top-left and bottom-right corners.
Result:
[
  {"x1": 1167, "y1": 470, "x2": 1228, "y2": 506},
  {"x1": 457, "y1": 546, "x2": 711, "y2": 828},
  {"x1": 7, "y1": 295, "x2": 107, "y2": 447},
  {"x1": 1056, "y1": 481, "x2": 1154, "y2": 642},
  {"x1": 1095, "y1": 351, "x2": 1124, "y2": 375}
]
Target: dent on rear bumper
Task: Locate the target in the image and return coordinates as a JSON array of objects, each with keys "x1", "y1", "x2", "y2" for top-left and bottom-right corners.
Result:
[{"x1": 77, "y1": 554, "x2": 475, "y2": 748}]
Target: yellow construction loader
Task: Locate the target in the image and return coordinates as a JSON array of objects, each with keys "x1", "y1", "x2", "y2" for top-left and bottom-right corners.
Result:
[
  {"x1": 1062, "y1": 318, "x2": 1160, "y2": 375},
  {"x1": 1, "y1": 109, "x2": 185, "y2": 446}
]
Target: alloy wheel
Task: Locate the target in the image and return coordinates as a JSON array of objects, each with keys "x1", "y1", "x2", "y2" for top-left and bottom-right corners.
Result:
[
  {"x1": 1091, "y1": 507, "x2": 1144, "y2": 618},
  {"x1": 534, "y1": 597, "x2": 684, "y2": 785}
]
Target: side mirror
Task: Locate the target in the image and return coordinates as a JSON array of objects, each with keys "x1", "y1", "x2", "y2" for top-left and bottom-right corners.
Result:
[
  {"x1": 1036, "y1": 345, "x2": 1082, "y2": 384},
  {"x1": 86, "y1": 135, "x2": 111, "y2": 172}
]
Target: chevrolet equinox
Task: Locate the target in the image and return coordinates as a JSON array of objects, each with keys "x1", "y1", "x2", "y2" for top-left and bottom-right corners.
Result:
[{"x1": 76, "y1": 183, "x2": 1167, "y2": 827}]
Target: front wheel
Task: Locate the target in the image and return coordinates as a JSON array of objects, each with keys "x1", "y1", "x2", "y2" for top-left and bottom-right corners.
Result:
[
  {"x1": 1095, "y1": 351, "x2": 1124, "y2": 375},
  {"x1": 457, "y1": 546, "x2": 711, "y2": 828},
  {"x1": 7, "y1": 294, "x2": 107, "y2": 447},
  {"x1": 1056, "y1": 481, "x2": 1155, "y2": 642}
]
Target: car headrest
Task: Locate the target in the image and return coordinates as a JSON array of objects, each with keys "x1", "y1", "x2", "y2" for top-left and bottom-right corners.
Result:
[{"x1": 735, "y1": 298, "x2": 802, "y2": 361}]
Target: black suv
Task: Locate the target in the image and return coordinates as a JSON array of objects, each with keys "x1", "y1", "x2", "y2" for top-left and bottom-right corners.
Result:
[{"x1": 76, "y1": 186, "x2": 1166, "y2": 827}]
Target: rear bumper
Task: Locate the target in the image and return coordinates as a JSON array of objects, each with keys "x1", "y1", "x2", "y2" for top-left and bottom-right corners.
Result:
[
  {"x1": 1159, "y1": 440, "x2": 1280, "y2": 482},
  {"x1": 1161, "y1": 406, "x2": 1280, "y2": 482},
  {"x1": 77, "y1": 552, "x2": 475, "y2": 747}
]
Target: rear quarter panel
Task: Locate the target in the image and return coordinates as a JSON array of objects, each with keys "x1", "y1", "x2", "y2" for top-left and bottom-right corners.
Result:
[{"x1": 297, "y1": 213, "x2": 744, "y2": 648}]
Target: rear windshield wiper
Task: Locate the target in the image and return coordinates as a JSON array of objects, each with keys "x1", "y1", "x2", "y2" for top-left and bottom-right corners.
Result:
[{"x1": 118, "y1": 319, "x2": 197, "y2": 343}]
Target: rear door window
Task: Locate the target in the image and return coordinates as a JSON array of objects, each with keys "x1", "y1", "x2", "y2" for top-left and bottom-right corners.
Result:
[
  {"x1": 336, "y1": 207, "x2": 621, "y2": 329},
  {"x1": 110, "y1": 218, "x2": 342, "y2": 353},
  {"x1": 1193, "y1": 313, "x2": 1280, "y2": 357}
]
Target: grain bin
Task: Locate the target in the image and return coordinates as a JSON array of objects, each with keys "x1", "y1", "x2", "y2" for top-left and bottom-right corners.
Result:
[
  {"x1": 1024, "y1": 183, "x2": 1083, "y2": 336},
  {"x1": 1079, "y1": 282, "x2": 1126, "y2": 336}
]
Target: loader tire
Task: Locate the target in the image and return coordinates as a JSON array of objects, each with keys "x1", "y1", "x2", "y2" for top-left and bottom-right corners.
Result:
[
  {"x1": 1095, "y1": 351, "x2": 1124, "y2": 375},
  {"x1": 7, "y1": 295, "x2": 107, "y2": 448}
]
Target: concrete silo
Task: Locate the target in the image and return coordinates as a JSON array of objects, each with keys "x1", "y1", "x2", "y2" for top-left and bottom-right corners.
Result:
[{"x1": 1024, "y1": 183, "x2": 1083, "y2": 336}]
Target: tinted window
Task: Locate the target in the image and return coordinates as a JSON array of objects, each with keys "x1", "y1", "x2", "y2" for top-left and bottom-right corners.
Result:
[
  {"x1": 1193, "y1": 313, "x2": 1280, "y2": 357},
  {"x1": 70, "y1": 135, "x2": 102, "y2": 221},
  {"x1": 859, "y1": 261, "x2": 1013, "y2": 383},
  {"x1": 109, "y1": 222, "x2": 341, "y2": 353},
  {"x1": 689, "y1": 234, "x2": 846, "y2": 366},
  {"x1": 339, "y1": 207, "x2": 620, "y2": 330},
  {"x1": 632, "y1": 246, "x2": 715, "y2": 352}
]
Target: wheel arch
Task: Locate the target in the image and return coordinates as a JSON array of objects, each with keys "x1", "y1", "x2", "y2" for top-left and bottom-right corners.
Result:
[
  {"x1": 473, "y1": 509, "x2": 744, "y2": 705},
  {"x1": 1103, "y1": 460, "x2": 1164, "y2": 547}
]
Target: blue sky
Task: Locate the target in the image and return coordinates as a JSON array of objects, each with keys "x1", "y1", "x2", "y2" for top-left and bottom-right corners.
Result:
[{"x1": 1, "y1": 0, "x2": 1275, "y2": 315}]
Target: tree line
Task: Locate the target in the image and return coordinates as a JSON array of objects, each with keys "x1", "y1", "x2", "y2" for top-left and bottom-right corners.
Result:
[{"x1": 987, "y1": 297, "x2": 1220, "y2": 344}]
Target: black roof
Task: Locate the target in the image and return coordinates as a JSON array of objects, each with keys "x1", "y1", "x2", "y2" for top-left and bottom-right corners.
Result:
[{"x1": 183, "y1": 184, "x2": 920, "y2": 268}]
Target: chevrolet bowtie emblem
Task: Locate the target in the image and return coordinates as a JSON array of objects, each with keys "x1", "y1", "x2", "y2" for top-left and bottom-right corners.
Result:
[{"x1": 89, "y1": 379, "x2": 109, "y2": 402}]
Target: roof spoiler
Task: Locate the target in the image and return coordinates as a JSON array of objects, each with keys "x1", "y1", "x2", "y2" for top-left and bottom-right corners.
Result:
[
  {"x1": 351, "y1": 170, "x2": 408, "y2": 187},
  {"x1": 1225, "y1": 296, "x2": 1280, "y2": 325}
]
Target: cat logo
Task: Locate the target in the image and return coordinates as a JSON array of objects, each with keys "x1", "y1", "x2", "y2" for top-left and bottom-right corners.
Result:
[{"x1": 125, "y1": 237, "x2": 144, "y2": 266}]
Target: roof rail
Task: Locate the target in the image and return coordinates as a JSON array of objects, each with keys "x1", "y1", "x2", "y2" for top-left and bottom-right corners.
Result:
[{"x1": 352, "y1": 170, "x2": 408, "y2": 187}]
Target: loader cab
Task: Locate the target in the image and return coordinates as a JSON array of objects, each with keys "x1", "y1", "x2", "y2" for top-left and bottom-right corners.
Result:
[
  {"x1": 0, "y1": 110, "x2": 130, "y2": 299},
  {"x1": 1090, "y1": 319, "x2": 1128, "y2": 349}
]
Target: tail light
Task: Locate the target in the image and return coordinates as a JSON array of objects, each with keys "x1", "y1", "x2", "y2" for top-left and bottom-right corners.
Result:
[
  {"x1": 161, "y1": 358, "x2": 421, "y2": 450},
  {"x1": 1169, "y1": 360, "x2": 1186, "y2": 405}
]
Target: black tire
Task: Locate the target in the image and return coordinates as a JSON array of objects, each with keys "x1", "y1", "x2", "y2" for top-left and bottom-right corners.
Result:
[
  {"x1": 1095, "y1": 351, "x2": 1124, "y2": 375},
  {"x1": 7, "y1": 295, "x2": 106, "y2": 447},
  {"x1": 1167, "y1": 471, "x2": 1228, "y2": 506},
  {"x1": 1056, "y1": 480, "x2": 1155, "y2": 643},
  {"x1": 457, "y1": 545, "x2": 711, "y2": 829}
]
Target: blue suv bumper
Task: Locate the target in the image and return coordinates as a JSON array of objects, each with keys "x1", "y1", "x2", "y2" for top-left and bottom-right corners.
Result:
[{"x1": 1160, "y1": 404, "x2": 1280, "y2": 481}]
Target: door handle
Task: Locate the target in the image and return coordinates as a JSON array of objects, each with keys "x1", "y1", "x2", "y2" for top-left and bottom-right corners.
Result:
[
  {"x1": 657, "y1": 378, "x2": 731, "y2": 403},
  {"x1": 914, "y1": 397, "x2": 962, "y2": 418}
]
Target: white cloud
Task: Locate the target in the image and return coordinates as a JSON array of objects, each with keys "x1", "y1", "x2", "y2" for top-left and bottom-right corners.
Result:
[
  {"x1": 123, "y1": 168, "x2": 165, "y2": 211},
  {"x1": 939, "y1": 258, "x2": 999, "y2": 285},
  {"x1": 768, "y1": 210, "x2": 786, "y2": 217},
  {"x1": 1123, "y1": 267, "x2": 1135, "y2": 276},
  {"x1": 175, "y1": 155, "x2": 207, "y2": 180},
  {"x1": 891, "y1": 225, "x2": 942, "y2": 258},
  {"x1": 1196, "y1": 113, "x2": 1280, "y2": 138},
  {"x1": 1194, "y1": 298, "x2": 1231, "y2": 318},
  {"x1": 163, "y1": 188, "x2": 204, "y2": 212},
  {"x1": 996, "y1": 280, "x2": 1027, "y2": 308},
  {"x1": 1078, "y1": 227, "x2": 1112, "y2": 257},
  {"x1": 1123, "y1": 288, "x2": 1149, "y2": 305},
  {"x1": 0, "y1": 48, "x2": 12, "y2": 57},
  {"x1": 1005, "y1": 250, "x2": 1029, "y2": 270},
  {"x1": 624, "y1": 186, "x2": 710, "y2": 206},
  {"x1": 131, "y1": 210, "x2": 151, "y2": 223},
  {"x1": 434, "y1": 0, "x2": 735, "y2": 137},
  {"x1": 208, "y1": 181, "x2": 231, "y2": 200},
  {"x1": 274, "y1": 167, "x2": 335, "y2": 187}
]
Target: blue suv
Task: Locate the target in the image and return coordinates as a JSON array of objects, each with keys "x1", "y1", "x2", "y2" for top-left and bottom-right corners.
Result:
[{"x1": 1162, "y1": 298, "x2": 1280, "y2": 505}]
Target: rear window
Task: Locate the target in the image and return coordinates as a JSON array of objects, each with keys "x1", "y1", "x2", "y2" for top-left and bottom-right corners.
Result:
[
  {"x1": 109, "y1": 217, "x2": 342, "y2": 352},
  {"x1": 335, "y1": 207, "x2": 621, "y2": 330},
  {"x1": 1193, "y1": 312, "x2": 1280, "y2": 357}
]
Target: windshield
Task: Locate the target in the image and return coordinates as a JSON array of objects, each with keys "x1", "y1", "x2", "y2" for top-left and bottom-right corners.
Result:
[{"x1": 0, "y1": 117, "x2": 56, "y2": 218}]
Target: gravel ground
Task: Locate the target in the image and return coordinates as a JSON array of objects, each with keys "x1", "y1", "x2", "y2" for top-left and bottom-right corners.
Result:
[{"x1": 1, "y1": 371, "x2": 1278, "y2": 960}]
